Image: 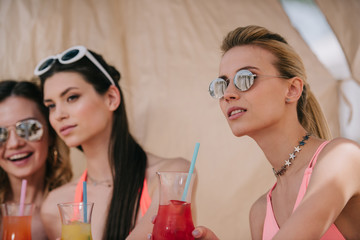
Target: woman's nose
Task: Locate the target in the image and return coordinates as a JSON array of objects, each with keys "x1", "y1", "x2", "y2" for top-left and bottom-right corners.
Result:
[
  {"x1": 223, "y1": 80, "x2": 240, "y2": 101},
  {"x1": 6, "y1": 129, "x2": 26, "y2": 149},
  {"x1": 53, "y1": 105, "x2": 69, "y2": 121}
]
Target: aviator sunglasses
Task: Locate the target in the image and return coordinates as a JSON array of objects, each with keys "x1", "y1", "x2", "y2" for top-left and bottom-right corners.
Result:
[
  {"x1": 209, "y1": 69, "x2": 287, "y2": 99},
  {"x1": 0, "y1": 119, "x2": 43, "y2": 145},
  {"x1": 34, "y1": 45, "x2": 115, "y2": 85}
]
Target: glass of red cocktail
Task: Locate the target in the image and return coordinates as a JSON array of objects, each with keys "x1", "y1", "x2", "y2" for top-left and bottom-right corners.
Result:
[{"x1": 152, "y1": 171, "x2": 196, "y2": 240}]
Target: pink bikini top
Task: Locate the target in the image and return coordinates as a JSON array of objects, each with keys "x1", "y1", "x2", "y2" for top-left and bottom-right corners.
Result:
[
  {"x1": 74, "y1": 170, "x2": 152, "y2": 217},
  {"x1": 263, "y1": 141, "x2": 345, "y2": 240}
]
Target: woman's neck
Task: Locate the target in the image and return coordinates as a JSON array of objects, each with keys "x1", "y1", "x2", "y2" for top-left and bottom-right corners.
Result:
[
  {"x1": 250, "y1": 124, "x2": 308, "y2": 175},
  {"x1": 81, "y1": 124, "x2": 113, "y2": 181}
]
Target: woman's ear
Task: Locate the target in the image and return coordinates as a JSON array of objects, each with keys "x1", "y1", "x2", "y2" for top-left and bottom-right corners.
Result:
[
  {"x1": 285, "y1": 77, "x2": 303, "y2": 103},
  {"x1": 106, "y1": 85, "x2": 121, "y2": 111}
]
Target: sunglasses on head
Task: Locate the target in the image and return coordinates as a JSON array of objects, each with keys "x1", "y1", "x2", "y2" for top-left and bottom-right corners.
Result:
[
  {"x1": 34, "y1": 45, "x2": 115, "y2": 86},
  {"x1": 0, "y1": 119, "x2": 44, "y2": 144},
  {"x1": 209, "y1": 69, "x2": 287, "y2": 99}
]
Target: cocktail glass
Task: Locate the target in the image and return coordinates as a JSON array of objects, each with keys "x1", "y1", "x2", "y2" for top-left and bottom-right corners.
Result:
[
  {"x1": 152, "y1": 171, "x2": 196, "y2": 240},
  {"x1": 58, "y1": 202, "x2": 94, "y2": 240},
  {"x1": 1, "y1": 202, "x2": 34, "y2": 240}
]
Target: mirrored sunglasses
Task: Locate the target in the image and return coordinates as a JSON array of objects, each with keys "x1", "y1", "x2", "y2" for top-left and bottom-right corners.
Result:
[
  {"x1": 34, "y1": 45, "x2": 115, "y2": 85},
  {"x1": 209, "y1": 69, "x2": 287, "y2": 99},
  {"x1": 0, "y1": 119, "x2": 44, "y2": 144}
]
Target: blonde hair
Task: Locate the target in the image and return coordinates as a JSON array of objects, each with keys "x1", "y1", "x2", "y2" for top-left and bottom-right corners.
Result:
[
  {"x1": 221, "y1": 25, "x2": 331, "y2": 139},
  {"x1": 43, "y1": 137, "x2": 72, "y2": 195}
]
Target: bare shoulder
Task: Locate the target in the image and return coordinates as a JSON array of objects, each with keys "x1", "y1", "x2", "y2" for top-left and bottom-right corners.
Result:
[
  {"x1": 249, "y1": 192, "x2": 267, "y2": 240},
  {"x1": 324, "y1": 137, "x2": 359, "y2": 152},
  {"x1": 40, "y1": 179, "x2": 78, "y2": 239},
  {"x1": 41, "y1": 179, "x2": 77, "y2": 214},
  {"x1": 146, "y1": 152, "x2": 191, "y2": 173},
  {"x1": 312, "y1": 138, "x2": 360, "y2": 194},
  {"x1": 318, "y1": 137, "x2": 360, "y2": 167},
  {"x1": 145, "y1": 152, "x2": 191, "y2": 195}
]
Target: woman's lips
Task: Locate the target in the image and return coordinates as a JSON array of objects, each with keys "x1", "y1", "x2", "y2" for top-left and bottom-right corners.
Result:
[
  {"x1": 227, "y1": 107, "x2": 247, "y2": 120},
  {"x1": 7, "y1": 152, "x2": 33, "y2": 166},
  {"x1": 59, "y1": 125, "x2": 76, "y2": 136}
]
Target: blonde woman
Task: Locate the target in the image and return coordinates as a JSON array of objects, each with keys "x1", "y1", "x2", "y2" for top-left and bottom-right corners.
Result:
[{"x1": 193, "y1": 25, "x2": 360, "y2": 239}]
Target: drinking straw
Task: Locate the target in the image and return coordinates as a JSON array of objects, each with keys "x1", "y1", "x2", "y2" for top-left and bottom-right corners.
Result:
[
  {"x1": 18, "y1": 179, "x2": 27, "y2": 216},
  {"x1": 181, "y1": 142, "x2": 200, "y2": 201},
  {"x1": 83, "y1": 181, "x2": 87, "y2": 223}
]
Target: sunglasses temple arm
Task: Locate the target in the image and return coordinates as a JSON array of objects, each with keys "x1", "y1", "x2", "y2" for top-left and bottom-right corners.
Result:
[{"x1": 85, "y1": 52, "x2": 116, "y2": 86}]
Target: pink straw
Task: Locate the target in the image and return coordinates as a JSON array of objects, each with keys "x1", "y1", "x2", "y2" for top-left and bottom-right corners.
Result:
[{"x1": 18, "y1": 179, "x2": 27, "y2": 216}]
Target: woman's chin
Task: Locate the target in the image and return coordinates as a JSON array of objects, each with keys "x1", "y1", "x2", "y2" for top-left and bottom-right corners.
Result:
[
  {"x1": 62, "y1": 139, "x2": 82, "y2": 148},
  {"x1": 232, "y1": 130, "x2": 246, "y2": 138}
]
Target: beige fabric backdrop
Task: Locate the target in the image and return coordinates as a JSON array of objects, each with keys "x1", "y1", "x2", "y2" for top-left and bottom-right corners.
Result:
[
  {"x1": 1, "y1": 0, "x2": 356, "y2": 239},
  {"x1": 316, "y1": 0, "x2": 360, "y2": 83}
]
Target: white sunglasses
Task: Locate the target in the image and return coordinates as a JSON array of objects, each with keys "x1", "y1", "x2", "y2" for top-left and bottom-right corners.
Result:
[{"x1": 34, "y1": 45, "x2": 115, "y2": 85}]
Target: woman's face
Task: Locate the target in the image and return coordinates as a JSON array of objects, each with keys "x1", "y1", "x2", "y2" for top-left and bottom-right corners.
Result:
[
  {"x1": 43, "y1": 72, "x2": 113, "y2": 148},
  {"x1": 0, "y1": 97, "x2": 49, "y2": 179},
  {"x1": 218, "y1": 45, "x2": 289, "y2": 137}
]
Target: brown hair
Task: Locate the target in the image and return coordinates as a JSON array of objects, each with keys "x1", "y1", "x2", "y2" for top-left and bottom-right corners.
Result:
[
  {"x1": 0, "y1": 80, "x2": 72, "y2": 203},
  {"x1": 221, "y1": 25, "x2": 331, "y2": 139},
  {"x1": 38, "y1": 50, "x2": 147, "y2": 239}
]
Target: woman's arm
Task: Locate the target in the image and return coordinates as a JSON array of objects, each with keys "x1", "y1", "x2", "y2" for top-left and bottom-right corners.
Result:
[
  {"x1": 273, "y1": 138, "x2": 360, "y2": 239},
  {"x1": 41, "y1": 191, "x2": 65, "y2": 240},
  {"x1": 40, "y1": 183, "x2": 75, "y2": 240}
]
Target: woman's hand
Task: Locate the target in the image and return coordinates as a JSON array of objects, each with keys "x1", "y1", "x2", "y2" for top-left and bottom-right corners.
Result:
[{"x1": 192, "y1": 226, "x2": 220, "y2": 240}]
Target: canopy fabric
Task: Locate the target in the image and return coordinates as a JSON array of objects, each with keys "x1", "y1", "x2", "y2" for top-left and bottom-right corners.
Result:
[
  {"x1": 0, "y1": 0, "x2": 356, "y2": 238},
  {"x1": 316, "y1": 0, "x2": 360, "y2": 83}
]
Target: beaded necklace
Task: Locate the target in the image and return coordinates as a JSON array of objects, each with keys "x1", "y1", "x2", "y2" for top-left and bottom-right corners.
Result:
[
  {"x1": 87, "y1": 174, "x2": 112, "y2": 187},
  {"x1": 273, "y1": 133, "x2": 310, "y2": 177}
]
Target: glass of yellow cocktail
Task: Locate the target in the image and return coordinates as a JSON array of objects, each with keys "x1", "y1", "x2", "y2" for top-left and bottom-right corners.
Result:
[{"x1": 58, "y1": 202, "x2": 94, "y2": 240}]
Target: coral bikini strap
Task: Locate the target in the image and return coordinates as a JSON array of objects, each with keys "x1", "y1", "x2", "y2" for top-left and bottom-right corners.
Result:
[
  {"x1": 74, "y1": 170, "x2": 88, "y2": 202},
  {"x1": 140, "y1": 179, "x2": 152, "y2": 216},
  {"x1": 74, "y1": 169, "x2": 151, "y2": 216}
]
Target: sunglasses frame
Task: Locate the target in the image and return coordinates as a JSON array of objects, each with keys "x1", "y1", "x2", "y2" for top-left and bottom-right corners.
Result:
[
  {"x1": 209, "y1": 69, "x2": 287, "y2": 99},
  {"x1": 0, "y1": 119, "x2": 44, "y2": 144},
  {"x1": 34, "y1": 45, "x2": 115, "y2": 86}
]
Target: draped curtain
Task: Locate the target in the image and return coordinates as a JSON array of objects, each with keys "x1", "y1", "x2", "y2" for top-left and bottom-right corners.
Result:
[{"x1": 1, "y1": 0, "x2": 357, "y2": 238}]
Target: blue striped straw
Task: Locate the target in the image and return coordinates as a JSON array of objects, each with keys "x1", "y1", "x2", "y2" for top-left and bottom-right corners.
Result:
[
  {"x1": 83, "y1": 181, "x2": 87, "y2": 223},
  {"x1": 181, "y1": 142, "x2": 200, "y2": 201}
]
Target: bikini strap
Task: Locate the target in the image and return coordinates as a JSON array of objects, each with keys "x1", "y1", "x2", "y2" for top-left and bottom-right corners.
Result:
[
  {"x1": 74, "y1": 170, "x2": 88, "y2": 202},
  {"x1": 74, "y1": 169, "x2": 151, "y2": 216},
  {"x1": 307, "y1": 141, "x2": 330, "y2": 169},
  {"x1": 140, "y1": 178, "x2": 152, "y2": 216}
]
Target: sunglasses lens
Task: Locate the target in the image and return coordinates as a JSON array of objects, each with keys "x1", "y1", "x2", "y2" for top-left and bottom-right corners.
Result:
[
  {"x1": 16, "y1": 120, "x2": 43, "y2": 142},
  {"x1": 209, "y1": 78, "x2": 227, "y2": 98},
  {"x1": 38, "y1": 58, "x2": 55, "y2": 72},
  {"x1": 234, "y1": 70, "x2": 255, "y2": 91},
  {"x1": 61, "y1": 49, "x2": 80, "y2": 61},
  {"x1": 0, "y1": 127, "x2": 8, "y2": 143}
]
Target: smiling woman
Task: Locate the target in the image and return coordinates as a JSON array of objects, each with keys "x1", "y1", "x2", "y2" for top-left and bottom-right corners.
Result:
[{"x1": 0, "y1": 80, "x2": 72, "y2": 240}]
